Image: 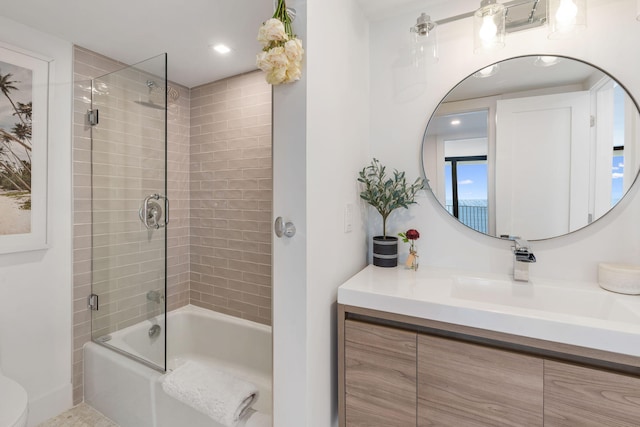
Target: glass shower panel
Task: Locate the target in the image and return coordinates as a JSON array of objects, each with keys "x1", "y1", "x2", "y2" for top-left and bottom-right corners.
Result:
[{"x1": 90, "y1": 53, "x2": 167, "y2": 372}]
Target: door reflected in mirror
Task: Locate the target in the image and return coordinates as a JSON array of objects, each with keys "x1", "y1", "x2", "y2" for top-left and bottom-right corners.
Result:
[{"x1": 422, "y1": 55, "x2": 640, "y2": 241}]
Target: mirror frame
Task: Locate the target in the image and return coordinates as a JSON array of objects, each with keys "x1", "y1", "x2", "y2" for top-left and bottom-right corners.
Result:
[{"x1": 420, "y1": 54, "x2": 640, "y2": 241}]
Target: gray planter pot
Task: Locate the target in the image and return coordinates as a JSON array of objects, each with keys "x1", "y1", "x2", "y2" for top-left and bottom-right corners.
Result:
[{"x1": 372, "y1": 236, "x2": 398, "y2": 267}]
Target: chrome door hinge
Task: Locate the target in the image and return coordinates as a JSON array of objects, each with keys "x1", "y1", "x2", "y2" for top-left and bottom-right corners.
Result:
[
  {"x1": 87, "y1": 109, "x2": 99, "y2": 126},
  {"x1": 88, "y1": 293, "x2": 99, "y2": 311}
]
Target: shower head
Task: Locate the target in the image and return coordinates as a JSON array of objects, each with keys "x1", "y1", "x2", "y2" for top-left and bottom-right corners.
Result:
[{"x1": 134, "y1": 79, "x2": 180, "y2": 110}]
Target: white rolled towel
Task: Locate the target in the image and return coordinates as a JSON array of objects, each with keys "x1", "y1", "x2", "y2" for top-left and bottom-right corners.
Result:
[{"x1": 162, "y1": 360, "x2": 259, "y2": 427}]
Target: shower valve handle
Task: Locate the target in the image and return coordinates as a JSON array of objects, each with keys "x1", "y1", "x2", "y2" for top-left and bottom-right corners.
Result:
[{"x1": 140, "y1": 194, "x2": 169, "y2": 229}]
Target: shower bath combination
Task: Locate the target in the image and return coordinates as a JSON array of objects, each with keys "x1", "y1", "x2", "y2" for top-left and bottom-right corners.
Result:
[{"x1": 85, "y1": 53, "x2": 272, "y2": 427}]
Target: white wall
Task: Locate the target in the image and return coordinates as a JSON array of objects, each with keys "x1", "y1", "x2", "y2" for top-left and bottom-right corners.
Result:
[
  {"x1": 306, "y1": 0, "x2": 369, "y2": 424},
  {"x1": 0, "y1": 16, "x2": 73, "y2": 426},
  {"x1": 369, "y1": 0, "x2": 640, "y2": 283},
  {"x1": 273, "y1": 0, "x2": 370, "y2": 425},
  {"x1": 272, "y1": 0, "x2": 309, "y2": 423}
]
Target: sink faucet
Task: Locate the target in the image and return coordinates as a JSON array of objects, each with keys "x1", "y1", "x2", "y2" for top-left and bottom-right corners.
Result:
[{"x1": 508, "y1": 237, "x2": 536, "y2": 282}]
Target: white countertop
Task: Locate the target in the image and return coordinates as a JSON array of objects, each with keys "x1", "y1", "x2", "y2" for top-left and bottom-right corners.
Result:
[{"x1": 338, "y1": 265, "x2": 640, "y2": 358}]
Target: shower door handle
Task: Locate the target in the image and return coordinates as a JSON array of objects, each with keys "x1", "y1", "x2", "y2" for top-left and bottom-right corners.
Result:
[{"x1": 140, "y1": 194, "x2": 169, "y2": 229}]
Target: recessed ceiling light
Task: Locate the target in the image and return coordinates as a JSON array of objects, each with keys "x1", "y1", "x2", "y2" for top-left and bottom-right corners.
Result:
[
  {"x1": 212, "y1": 44, "x2": 231, "y2": 54},
  {"x1": 451, "y1": 119, "x2": 461, "y2": 126}
]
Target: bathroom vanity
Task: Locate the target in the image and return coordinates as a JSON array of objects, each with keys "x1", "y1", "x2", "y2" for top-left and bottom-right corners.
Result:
[{"x1": 337, "y1": 266, "x2": 640, "y2": 427}]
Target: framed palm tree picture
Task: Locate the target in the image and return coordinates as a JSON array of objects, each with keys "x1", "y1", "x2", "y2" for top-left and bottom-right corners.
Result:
[{"x1": 0, "y1": 42, "x2": 49, "y2": 253}]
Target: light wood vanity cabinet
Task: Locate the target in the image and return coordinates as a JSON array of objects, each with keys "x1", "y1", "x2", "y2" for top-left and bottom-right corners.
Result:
[{"x1": 338, "y1": 305, "x2": 640, "y2": 427}]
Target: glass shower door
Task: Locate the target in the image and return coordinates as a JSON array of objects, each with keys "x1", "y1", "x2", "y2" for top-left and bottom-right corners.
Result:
[{"x1": 89, "y1": 54, "x2": 168, "y2": 371}]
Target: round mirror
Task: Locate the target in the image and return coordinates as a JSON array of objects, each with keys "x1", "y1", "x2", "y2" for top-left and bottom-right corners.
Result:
[{"x1": 422, "y1": 55, "x2": 640, "y2": 241}]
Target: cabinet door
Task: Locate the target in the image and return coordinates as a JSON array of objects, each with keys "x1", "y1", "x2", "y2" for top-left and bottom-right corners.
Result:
[
  {"x1": 545, "y1": 360, "x2": 640, "y2": 426},
  {"x1": 417, "y1": 334, "x2": 543, "y2": 426},
  {"x1": 344, "y1": 319, "x2": 417, "y2": 426}
]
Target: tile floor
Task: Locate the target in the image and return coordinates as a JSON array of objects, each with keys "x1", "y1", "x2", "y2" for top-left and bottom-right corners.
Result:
[{"x1": 37, "y1": 403, "x2": 119, "y2": 427}]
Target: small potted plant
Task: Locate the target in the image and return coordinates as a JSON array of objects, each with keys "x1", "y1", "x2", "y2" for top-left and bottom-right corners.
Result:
[{"x1": 358, "y1": 158, "x2": 424, "y2": 267}]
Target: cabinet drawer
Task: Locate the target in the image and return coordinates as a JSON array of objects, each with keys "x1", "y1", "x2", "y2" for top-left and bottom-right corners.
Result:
[
  {"x1": 418, "y1": 334, "x2": 543, "y2": 427},
  {"x1": 545, "y1": 360, "x2": 640, "y2": 426},
  {"x1": 345, "y1": 319, "x2": 417, "y2": 426}
]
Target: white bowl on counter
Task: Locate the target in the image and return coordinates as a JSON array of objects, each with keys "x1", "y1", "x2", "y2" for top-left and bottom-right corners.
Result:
[{"x1": 598, "y1": 263, "x2": 640, "y2": 295}]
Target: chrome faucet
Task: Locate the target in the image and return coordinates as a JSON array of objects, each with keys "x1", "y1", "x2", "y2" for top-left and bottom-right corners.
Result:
[{"x1": 508, "y1": 237, "x2": 536, "y2": 282}]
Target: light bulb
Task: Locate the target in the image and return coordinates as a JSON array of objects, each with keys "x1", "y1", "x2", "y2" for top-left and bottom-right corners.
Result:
[
  {"x1": 555, "y1": 0, "x2": 578, "y2": 32},
  {"x1": 479, "y1": 16, "x2": 498, "y2": 47},
  {"x1": 473, "y1": 0, "x2": 505, "y2": 52}
]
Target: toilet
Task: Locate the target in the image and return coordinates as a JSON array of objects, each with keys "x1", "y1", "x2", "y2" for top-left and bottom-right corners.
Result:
[{"x1": 0, "y1": 367, "x2": 28, "y2": 427}]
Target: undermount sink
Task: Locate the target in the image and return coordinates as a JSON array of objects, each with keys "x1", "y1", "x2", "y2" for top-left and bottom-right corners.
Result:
[{"x1": 451, "y1": 276, "x2": 640, "y2": 324}]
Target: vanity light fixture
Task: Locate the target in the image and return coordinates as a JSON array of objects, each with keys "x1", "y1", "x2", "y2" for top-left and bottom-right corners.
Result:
[
  {"x1": 415, "y1": 0, "x2": 546, "y2": 60},
  {"x1": 212, "y1": 44, "x2": 231, "y2": 54},
  {"x1": 411, "y1": 0, "x2": 584, "y2": 60},
  {"x1": 548, "y1": 0, "x2": 586, "y2": 38},
  {"x1": 474, "y1": 0, "x2": 506, "y2": 52},
  {"x1": 410, "y1": 13, "x2": 439, "y2": 66}
]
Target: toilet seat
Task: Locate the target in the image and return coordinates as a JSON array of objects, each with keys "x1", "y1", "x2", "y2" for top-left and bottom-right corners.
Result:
[{"x1": 0, "y1": 374, "x2": 28, "y2": 427}]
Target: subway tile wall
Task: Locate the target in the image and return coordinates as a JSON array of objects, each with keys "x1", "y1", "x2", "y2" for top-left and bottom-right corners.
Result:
[
  {"x1": 189, "y1": 71, "x2": 272, "y2": 326},
  {"x1": 72, "y1": 46, "x2": 191, "y2": 404}
]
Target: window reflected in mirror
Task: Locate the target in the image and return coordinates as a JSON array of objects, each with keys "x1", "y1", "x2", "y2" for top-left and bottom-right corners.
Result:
[{"x1": 443, "y1": 134, "x2": 488, "y2": 234}]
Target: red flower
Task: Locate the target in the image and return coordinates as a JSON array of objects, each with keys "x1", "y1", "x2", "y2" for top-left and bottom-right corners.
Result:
[{"x1": 405, "y1": 229, "x2": 420, "y2": 240}]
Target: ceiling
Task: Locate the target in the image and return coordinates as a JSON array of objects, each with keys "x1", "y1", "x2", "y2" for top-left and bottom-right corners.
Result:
[
  {"x1": 0, "y1": 0, "x2": 273, "y2": 88},
  {"x1": 0, "y1": 0, "x2": 485, "y2": 88},
  {"x1": 446, "y1": 56, "x2": 603, "y2": 102},
  {"x1": 429, "y1": 56, "x2": 605, "y2": 138},
  {"x1": 0, "y1": 0, "x2": 550, "y2": 88}
]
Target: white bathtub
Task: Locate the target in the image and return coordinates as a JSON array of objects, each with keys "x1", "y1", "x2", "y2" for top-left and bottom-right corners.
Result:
[{"x1": 84, "y1": 304, "x2": 272, "y2": 427}]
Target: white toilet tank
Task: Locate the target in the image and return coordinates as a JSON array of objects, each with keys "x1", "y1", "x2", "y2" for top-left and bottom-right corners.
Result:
[{"x1": 0, "y1": 369, "x2": 28, "y2": 427}]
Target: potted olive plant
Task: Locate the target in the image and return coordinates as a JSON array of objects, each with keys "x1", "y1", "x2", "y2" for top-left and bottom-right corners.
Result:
[{"x1": 358, "y1": 158, "x2": 425, "y2": 267}]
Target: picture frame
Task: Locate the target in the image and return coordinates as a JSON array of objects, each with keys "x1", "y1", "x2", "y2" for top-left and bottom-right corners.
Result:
[{"x1": 0, "y1": 42, "x2": 50, "y2": 254}]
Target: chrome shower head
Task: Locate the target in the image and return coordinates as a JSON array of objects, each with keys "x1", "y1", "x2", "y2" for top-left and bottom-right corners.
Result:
[{"x1": 134, "y1": 79, "x2": 179, "y2": 110}]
